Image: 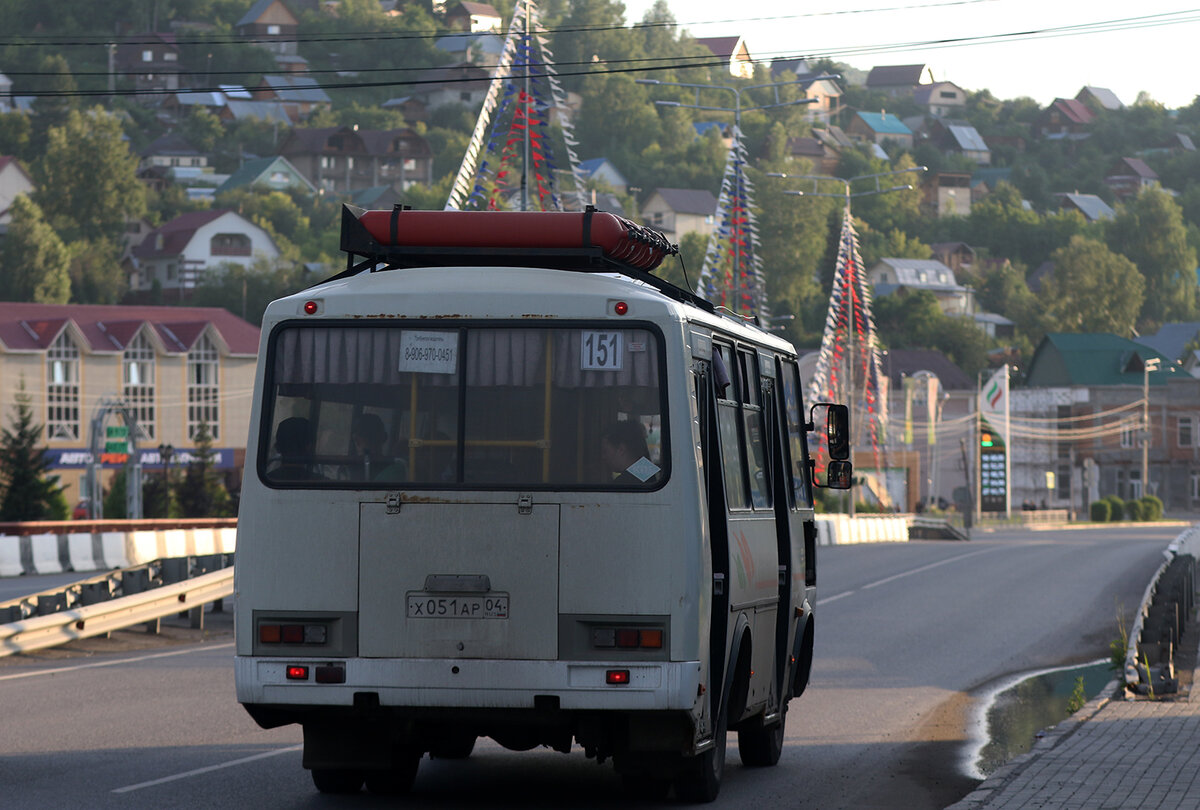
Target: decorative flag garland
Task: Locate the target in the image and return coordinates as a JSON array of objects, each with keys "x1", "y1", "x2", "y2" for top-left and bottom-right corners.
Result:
[
  {"x1": 807, "y1": 203, "x2": 889, "y2": 488},
  {"x1": 446, "y1": 0, "x2": 586, "y2": 212},
  {"x1": 696, "y1": 126, "x2": 769, "y2": 321}
]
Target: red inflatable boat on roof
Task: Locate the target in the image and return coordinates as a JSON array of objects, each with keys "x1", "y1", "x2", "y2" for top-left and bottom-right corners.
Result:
[{"x1": 344, "y1": 205, "x2": 677, "y2": 273}]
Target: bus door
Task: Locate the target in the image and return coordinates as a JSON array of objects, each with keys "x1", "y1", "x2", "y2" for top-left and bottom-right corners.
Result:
[
  {"x1": 708, "y1": 341, "x2": 780, "y2": 718},
  {"x1": 691, "y1": 332, "x2": 730, "y2": 726}
]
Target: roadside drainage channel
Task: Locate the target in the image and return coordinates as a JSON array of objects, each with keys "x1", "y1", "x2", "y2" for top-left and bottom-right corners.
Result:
[{"x1": 962, "y1": 659, "x2": 1114, "y2": 780}]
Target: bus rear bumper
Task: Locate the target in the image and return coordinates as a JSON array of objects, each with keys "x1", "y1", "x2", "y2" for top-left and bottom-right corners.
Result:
[{"x1": 235, "y1": 655, "x2": 703, "y2": 714}]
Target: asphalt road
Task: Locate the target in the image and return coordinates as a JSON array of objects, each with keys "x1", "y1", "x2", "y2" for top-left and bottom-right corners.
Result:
[{"x1": 0, "y1": 524, "x2": 1182, "y2": 808}]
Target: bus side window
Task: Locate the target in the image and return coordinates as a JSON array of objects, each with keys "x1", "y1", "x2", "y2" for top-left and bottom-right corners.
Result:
[
  {"x1": 779, "y1": 360, "x2": 811, "y2": 508},
  {"x1": 738, "y1": 349, "x2": 771, "y2": 509},
  {"x1": 713, "y1": 344, "x2": 748, "y2": 510}
]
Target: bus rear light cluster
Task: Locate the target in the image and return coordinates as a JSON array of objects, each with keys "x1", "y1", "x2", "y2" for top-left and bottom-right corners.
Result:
[
  {"x1": 591, "y1": 627, "x2": 663, "y2": 650},
  {"x1": 284, "y1": 664, "x2": 346, "y2": 684},
  {"x1": 259, "y1": 623, "x2": 327, "y2": 645}
]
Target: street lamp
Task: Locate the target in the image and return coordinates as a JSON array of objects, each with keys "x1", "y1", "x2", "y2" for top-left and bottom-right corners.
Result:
[{"x1": 1141, "y1": 358, "x2": 1161, "y2": 498}]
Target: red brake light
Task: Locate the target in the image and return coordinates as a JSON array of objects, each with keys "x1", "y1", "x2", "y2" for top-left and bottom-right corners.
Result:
[
  {"x1": 615, "y1": 629, "x2": 640, "y2": 648},
  {"x1": 259, "y1": 624, "x2": 281, "y2": 644},
  {"x1": 303, "y1": 301, "x2": 318, "y2": 315},
  {"x1": 281, "y1": 625, "x2": 305, "y2": 644},
  {"x1": 614, "y1": 301, "x2": 628, "y2": 315},
  {"x1": 606, "y1": 669, "x2": 630, "y2": 685},
  {"x1": 286, "y1": 665, "x2": 309, "y2": 680}
]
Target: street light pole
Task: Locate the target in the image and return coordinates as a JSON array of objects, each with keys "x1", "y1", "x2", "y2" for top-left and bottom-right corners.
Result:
[{"x1": 1141, "y1": 358, "x2": 1161, "y2": 498}]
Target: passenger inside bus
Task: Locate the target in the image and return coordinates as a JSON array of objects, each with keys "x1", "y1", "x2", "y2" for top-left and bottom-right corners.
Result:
[
  {"x1": 350, "y1": 413, "x2": 409, "y2": 482},
  {"x1": 271, "y1": 417, "x2": 322, "y2": 481},
  {"x1": 599, "y1": 419, "x2": 656, "y2": 485}
]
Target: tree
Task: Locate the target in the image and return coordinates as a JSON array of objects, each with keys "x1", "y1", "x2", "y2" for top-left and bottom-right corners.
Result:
[
  {"x1": 1043, "y1": 236, "x2": 1144, "y2": 334},
  {"x1": 34, "y1": 107, "x2": 146, "y2": 244},
  {"x1": 0, "y1": 383, "x2": 68, "y2": 521},
  {"x1": 67, "y1": 238, "x2": 126, "y2": 304},
  {"x1": 176, "y1": 423, "x2": 233, "y2": 518},
  {"x1": 0, "y1": 195, "x2": 71, "y2": 303},
  {"x1": 1105, "y1": 188, "x2": 1198, "y2": 327}
]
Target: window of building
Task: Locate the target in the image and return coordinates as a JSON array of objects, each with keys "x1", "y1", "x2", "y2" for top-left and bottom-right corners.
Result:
[
  {"x1": 164, "y1": 52, "x2": 177, "y2": 61},
  {"x1": 267, "y1": 24, "x2": 281, "y2": 35},
  {"x1": 1056, "y1": 463, "x2": 1070, "y2": 500},
  {"x1": 142, "y1": 50, "x2": 154, "y2": 62},
  {"x1": 188, "y1": 334, "x2": 220, "y2": 440},
  {"x1": 1179, "y1": 416, "x2": 1194, "y2": 448},
  {"x1": 1120, "y1": 424, "x2": 1136, "y2": 448},
  {"x1": 124, "y1": 332, "x2": 156, "y2": 440},
  {"x1": 46, "y1": 332, "x2": 80, "y2": 440},
  {"x1": 210, "y1": 232, "x2": 252, "y2": 257},
  {"x1": 1191, "y1": 471, "x2": 1200, "y2": 500}
]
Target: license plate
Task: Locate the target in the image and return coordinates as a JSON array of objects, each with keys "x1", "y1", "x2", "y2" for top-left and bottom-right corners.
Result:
[{"x1": 406, "y1": 593, "x2": 509, "y2": 619}]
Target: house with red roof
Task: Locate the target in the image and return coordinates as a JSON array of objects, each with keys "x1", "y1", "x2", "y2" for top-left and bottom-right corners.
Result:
[
  {"x1": 130, "y1": 209, "x2": 280, "y2": 293},
  {"x1": 0, "y1": 302, "x2": 261, "y2": 504},
  {"x1": 1039, "y1": 98, "x2": 1095, "y2": 139},
  {"x1": 0, "y1": 155, "x2": 34, "y2": 232},
  {"x1": 696, "y1": 36, "x2": 754, "y2": 79}
]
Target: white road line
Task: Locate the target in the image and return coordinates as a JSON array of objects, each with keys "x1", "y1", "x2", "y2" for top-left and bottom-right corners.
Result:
[
  {"x1": 859, "y1": 546, "x2": 1006, "y2": 590},
  {"x1": 0, "y1": 642, "x2": 234, "y2": 682},
  {"x1": 112, "y1": 745, "x2": 303, "y2": 794},
  {"x1": 818, "y1": 546, "x2": 1007, "y2": 606}
]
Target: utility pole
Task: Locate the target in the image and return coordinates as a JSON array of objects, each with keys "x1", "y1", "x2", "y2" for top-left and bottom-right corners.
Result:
[{"x1": 1141, "y1": 357, "x2": 1161, "y2": 497}]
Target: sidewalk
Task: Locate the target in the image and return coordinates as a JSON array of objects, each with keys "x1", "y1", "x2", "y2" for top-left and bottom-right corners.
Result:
[{"x1": 947, "y1": 662, "x2": 1200, "y2": 809}]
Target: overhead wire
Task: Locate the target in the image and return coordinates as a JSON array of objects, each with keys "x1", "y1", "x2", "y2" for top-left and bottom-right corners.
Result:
[{"x1": 3, "y1": 8, "x2": 1198, "y2": 98}]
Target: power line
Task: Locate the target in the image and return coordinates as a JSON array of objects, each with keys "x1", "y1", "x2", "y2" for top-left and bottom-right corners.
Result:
[
  {"x1": 0, "y1": 0, "x2": 1001, "y2": 48},
  {"x1": 4, "y1": 7, "x2": 1197, "y2": 100}
]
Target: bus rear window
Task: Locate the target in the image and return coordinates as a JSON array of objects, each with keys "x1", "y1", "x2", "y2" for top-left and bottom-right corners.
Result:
[{"x1": 260, "y1": 324, "x2": 667, "y2": 489}]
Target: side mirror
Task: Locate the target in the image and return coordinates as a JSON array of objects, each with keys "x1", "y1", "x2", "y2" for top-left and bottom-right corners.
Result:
[
  {"x1": 826, "y1": 460, "x2": 853, "y2": 490},
  {"x1": 810, "y1": 403, "x2": 850, "y2": 460}
]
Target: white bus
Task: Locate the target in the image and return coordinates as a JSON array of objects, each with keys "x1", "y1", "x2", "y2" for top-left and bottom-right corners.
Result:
[{"x1": 235, "y1": 206, "x2": 850, "y2": 802}]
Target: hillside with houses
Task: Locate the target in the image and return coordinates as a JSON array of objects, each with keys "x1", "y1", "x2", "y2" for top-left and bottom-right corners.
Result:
[{"x1": 2, "y1": 0, "x2": 1200, "y2": 516}]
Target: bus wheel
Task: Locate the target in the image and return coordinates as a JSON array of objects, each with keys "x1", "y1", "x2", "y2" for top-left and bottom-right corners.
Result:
[
  {"x1": 737, "y1": 710, "x2": 785, "y2": 767},
  {"x1": 364, "y1": 750, "x2": 420, "y2": 795},
  {"x1": 429, "y1": 734, "x2": 476, "y2": 759},
  {"x1": 311, "y1": 768, "x2": 364, "y2": 794},
  {"x1": 673, "y1": 701, "x2": 728, "y2": 803}
]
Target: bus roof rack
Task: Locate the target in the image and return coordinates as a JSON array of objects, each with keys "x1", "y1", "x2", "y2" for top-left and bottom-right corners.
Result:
[{"x1": 328, "y1": 204, "x2": 714, "y2": 313}]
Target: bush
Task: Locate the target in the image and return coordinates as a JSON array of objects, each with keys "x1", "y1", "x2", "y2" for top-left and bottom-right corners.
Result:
[
  {"x1": 1105, "y1": 495, "x2": 1125, "y2": 521},
  {"x1": 1140, "y1": 495, "x2": 1164, "y2": 521},
  {"x1": 1125, "y1": 499, "x2": 1144, "y2": 521},
  {"x1": 1090, "y1": 500, "x2": 1112, "y2": 522}
]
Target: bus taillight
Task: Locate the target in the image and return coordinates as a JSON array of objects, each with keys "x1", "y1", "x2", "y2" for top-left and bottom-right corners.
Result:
[
  {"x1": 286, "y1": 665, "x2": 309, "y2": 681},
  {"x1": 606, "y1": 669, "x2": 630, "y2": 685}
]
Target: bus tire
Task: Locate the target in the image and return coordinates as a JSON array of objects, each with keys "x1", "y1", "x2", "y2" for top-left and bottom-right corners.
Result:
[
  {"x1": 673, "y1": 698, "x2": 728, "y2": 803},
  {"x1": 737, "y1": 709, "x2": 785, "y2": 767},
  {"x1": 311, "y1": 768, "x2": 364, "y2": 794}
]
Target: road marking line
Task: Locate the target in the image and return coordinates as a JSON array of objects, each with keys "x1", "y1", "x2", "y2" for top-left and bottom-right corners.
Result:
[
  {"x1": 0, "y1": 642, "x2": 233, "y2": 682},
  {"x1": 859, "y1": 546, "x2": 1006, "y2": 591},
  {"x1": 112, "y1": 745, "x2": 302, "y2": 794},
  {"x1": 818, "y1": 546, "x2": 1008, "y2": 606}
]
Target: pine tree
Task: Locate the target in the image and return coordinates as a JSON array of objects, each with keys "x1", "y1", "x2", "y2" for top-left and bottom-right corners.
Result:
[
  {"x1": 176, "y1": 423, "x2": 232, "y2": 518},
  {"x1": 0, "y1": 383, "x2": 68, "y2": 521}
]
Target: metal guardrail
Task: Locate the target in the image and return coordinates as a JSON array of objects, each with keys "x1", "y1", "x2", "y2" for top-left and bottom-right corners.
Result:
[
  {"x1": 0, "y1": 518, "x2": 237, "y2": 537},
  {"x1": 0, "y1": 555, "x2": 234, "y2": 658},
  {"x1": 1124, "y1": 526, "x2": 1200, "y2": 694}
]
